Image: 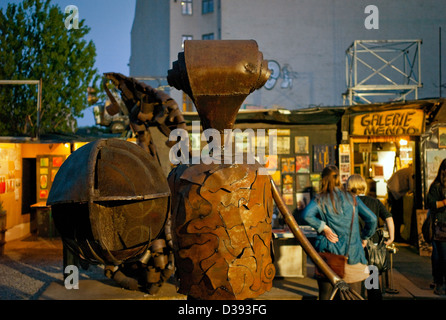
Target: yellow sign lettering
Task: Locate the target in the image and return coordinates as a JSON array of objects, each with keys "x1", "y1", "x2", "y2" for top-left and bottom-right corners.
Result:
[{"x1": 351, "y1": 109, "x2": 424, "y2": 136}]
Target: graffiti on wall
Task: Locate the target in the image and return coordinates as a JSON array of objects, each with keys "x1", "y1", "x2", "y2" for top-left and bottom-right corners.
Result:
[{"x1": 264, "y1": 60, "x2": 298, "y2": 90}]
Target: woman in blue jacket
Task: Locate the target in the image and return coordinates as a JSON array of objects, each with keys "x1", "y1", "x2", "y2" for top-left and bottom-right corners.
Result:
[{"x1": 302, "y1": 165, "x2": 377, "y2": 300}]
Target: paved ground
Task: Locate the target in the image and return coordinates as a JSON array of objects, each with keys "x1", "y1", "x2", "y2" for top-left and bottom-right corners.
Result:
[{"x1": 0, "y1": 235, "x2": 444, "y2": 301}]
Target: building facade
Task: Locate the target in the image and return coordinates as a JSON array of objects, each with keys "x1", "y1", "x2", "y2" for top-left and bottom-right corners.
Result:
[{"x1": 129, "y1": 0, "x2": 446, "y2": 110}]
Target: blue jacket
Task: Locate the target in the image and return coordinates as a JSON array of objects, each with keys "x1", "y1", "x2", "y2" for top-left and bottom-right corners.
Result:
[{"x1": 302, "y1": 188, "x2": 377, "y2": 265}]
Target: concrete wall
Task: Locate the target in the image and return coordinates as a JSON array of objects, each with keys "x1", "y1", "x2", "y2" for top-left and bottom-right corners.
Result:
[
  {"x1": 220, "y1": 0, "x2": 446, "y2": 108},
  {"x1": 130, "y1": 0, "x2": 446, "y2": 110},
  {"x1": 129, "y1": 0, "x2": 170, "y2": 79}
]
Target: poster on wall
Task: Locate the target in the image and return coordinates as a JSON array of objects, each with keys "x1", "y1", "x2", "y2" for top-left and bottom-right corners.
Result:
[
  {"x1": 234, "y1": 131, "x2": 255, "y2": 154},
  {"x1": 296, "y1": 174, "x2": 311, "y2": 191},
  {"x1": 310, "y1": 174, "x2": 321, "y2": 192},
  {"x1": 438, "y1": 127, "x2": 446, "y2": 148},
  {"x1": 0, "y1": 144, "x2": 21, "y2": 196},
  {"x1": 426, "y1": 149, "x2": 446, "y2": 191},
  {"x1": 295, "y1": 136, "x2": 309, "y2": 154},
  {"x1": 282, "y1": 174, "x2": 294, "y2": 185},
  {"x1": 313, "y1": 145, "x2": 336, "y2": 172},
  {"x1": 270, "y1": 170, "x2": 281, "y2": 186},
  {"x1": 256, "y1": 134, "x2": 269, "y2": 155},
  {"x1": 282, "y1": 184, "x2": 294, "y2": 194},
  {"x1": 281, "y1": 157, "x2": 295, "y2": 173},
  {"x1": 339, "y1": 144, "x2": 351, "y2": 184},
  {"x1": 296, "y1": 192, "x2": 311, "y2": 211},
  {"x1": 282, "y1": 194, "x2": 294, "y2": 205},
  {"x1": 295, "y1": 155, "x2": 310, "y2": 173},
  {"x1": 264, "y1": 154, "x2": 278, "y2": 171},
  {"x1": 37, "y1": 155, "x2": 66, "y2": 201},
  {"x1": 276, "y1": 136, "x2": 290, "y2": 154}
]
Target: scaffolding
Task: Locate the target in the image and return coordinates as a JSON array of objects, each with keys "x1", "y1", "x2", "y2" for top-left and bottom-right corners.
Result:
[{"x1": 343, "y1": 40, "x2": 422, "y2": 105}]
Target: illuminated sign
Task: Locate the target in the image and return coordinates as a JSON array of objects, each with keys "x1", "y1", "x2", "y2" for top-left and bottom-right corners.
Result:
[{"x1": 351, "y1": 109, "x2": 424, "y2": 136}]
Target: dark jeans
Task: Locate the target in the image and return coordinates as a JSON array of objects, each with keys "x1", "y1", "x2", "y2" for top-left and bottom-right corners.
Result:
[
  {"x1": 317, "y1": 279, "x2": 364, "y2": 300},
  {"x1": 432, "y1": 240, "x2": 446, "y2": 285},
  {"x1": 387, "y1": 191, "x2": 404, "y2": 241}
]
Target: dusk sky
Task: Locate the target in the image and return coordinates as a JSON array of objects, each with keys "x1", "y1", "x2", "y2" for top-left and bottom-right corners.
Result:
[{"x1": 2, "y1": 0, "x2": 136, "y2": 127}]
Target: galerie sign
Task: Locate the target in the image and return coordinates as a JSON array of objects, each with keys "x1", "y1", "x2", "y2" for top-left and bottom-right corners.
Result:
[{"x1": 351, "y1": 109, "x2": 424, "y2": 136}]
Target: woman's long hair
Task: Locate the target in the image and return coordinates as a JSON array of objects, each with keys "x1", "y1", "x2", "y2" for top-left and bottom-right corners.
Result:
[
  {"x1": 430, "y1": 158, "x2": 446, "y2": 192},
  {"x1": 316, "y1": 165, "x2": 343, "y2": 214}
]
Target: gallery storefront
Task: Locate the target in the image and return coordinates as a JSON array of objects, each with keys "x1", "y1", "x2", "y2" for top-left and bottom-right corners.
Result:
[{"x1": 340, "y1": 98, "x2": 445, "y2": 244}]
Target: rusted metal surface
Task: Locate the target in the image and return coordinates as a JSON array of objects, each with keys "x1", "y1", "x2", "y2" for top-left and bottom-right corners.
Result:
[
  {"x1": 47, "y1": 138, "x2": 170, "y2": 269},
  {"x1": 168, "y1": 162, "x2": 275, "y2": 300},
  {"x1": 167, "y1": 40, "x2": 274, "y2": 300},
  {"x1": 168, "y1": 40, "x2": 270, "y2": 132}
]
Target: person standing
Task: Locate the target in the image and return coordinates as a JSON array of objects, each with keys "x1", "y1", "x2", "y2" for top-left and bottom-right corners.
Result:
[
  {"x1": 347, "y1": 174, "x2": 395, "y2": 299},
  {"x1": 387, "y1": 163, "x2": 414, "y2": 242},
  {"x1": 426, "y1": 159, "x2": 446, "y2": 295},
  {"x1": 302, "y1": 165, "x2": 377, "y2": 300}
]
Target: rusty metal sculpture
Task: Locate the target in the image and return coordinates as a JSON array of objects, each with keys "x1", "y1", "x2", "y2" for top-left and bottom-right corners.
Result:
[
  {"x1": 48, "y1": 41, "x2": 361, "y2": 300},
  {"x1": 103, "y1": 72, "x2": 187, "y2": 158},
  {"x1": 167, "y1": 40, "x2": 275, "y2": 300},
  {"x1": 47, "y1": 73, "x2": 188, "y2": 294},
  {"x1": 167, "y1": 40, "x2": 363, "y2": 300}
]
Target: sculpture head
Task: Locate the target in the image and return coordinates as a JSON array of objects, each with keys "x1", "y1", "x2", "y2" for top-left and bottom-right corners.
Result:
[{"x1": 167, "y1": 40, "x2": 270, "y2": 133}]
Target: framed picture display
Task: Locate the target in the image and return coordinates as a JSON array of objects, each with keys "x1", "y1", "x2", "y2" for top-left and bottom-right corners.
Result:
[
  {"x1": 282, "y1": 174, "x2": 294, "y2": 185},
  {"x1": 296, "y1": 174, "x2": 311, "y2": 191},
  {"x1": 270, "y1": 170, "x2": 281, "y2": 186},
  {"x1": 313, "y1": 145, "x2": 336, "y2": 172},
  {"x1": 282, "y1": 184, "x2": 294, "y2": 194},
  {"x1": 296, "y1": 192, "x2": 311, "y2": 211},
  {"x1": 277, "y1": 136, "x2": 290, "y2": 154},
  {"x1": 264, "y1": 154, "x2": 278, "y2": 171},
  {"x1": 310, "y1": 174, "x2": 321, "y2": 192},
  {"x1": 295, "y1": 136, "x2": 309, "y2": 154},
  {"x1": 295, "y1": 155, "x2": 310, "y2": 173},
  {"x1": 282, "y1": 194, "x2": 294, "y2": 205},
  {"x1": 439, "y1": 127, "x2": 446, "y2": 148},
  {"x1": 281, "y1": 157, "x2": 295, "y2": 173}
]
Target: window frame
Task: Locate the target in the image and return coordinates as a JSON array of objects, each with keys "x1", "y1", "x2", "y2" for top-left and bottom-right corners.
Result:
[
  {"x1": 181, "y1": 0, "x2": 193, "y2": 15},
  {"x1": 202, "y1": 0, "x2": 214, "y2": 14}
]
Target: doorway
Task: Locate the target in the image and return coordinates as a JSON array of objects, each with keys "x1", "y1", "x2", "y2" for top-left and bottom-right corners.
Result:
[{"x1": 22, "y1": 158, "x2": 36, "y2": 215}]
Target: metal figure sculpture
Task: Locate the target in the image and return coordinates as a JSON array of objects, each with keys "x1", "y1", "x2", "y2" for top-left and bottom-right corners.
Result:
[
  {"x1": 167, "y1": 40, "x2": 363, "y2": 300},
  {"x1": 167, "y1": 40, "x2": 274, "y2": 300}
]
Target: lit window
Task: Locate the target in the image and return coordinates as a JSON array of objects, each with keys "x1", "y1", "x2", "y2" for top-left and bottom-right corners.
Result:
[
  {"x1": 181, "y1": 0, "x2": 193, "y2": 15},
  {"x1": 202, "y1": 0, "x2": 214, "y2": 14},
  {"x1": 182, "y1": 35, "x2": 193, "y2": 49},
  {"x1": 202, "y1": 33, "x2": 214, "y2": 40}
]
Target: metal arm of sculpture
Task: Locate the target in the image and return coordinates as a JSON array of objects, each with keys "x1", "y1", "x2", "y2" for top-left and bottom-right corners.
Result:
[
  {"x1": 103, "y1": 72, "x2": 187, "y2": 157},
  {"x1": 89, "y1": 73, "x2": 187, "y2": 294}
]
